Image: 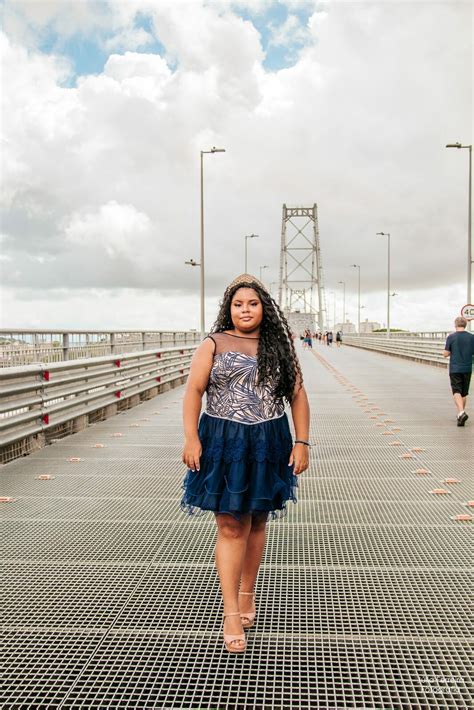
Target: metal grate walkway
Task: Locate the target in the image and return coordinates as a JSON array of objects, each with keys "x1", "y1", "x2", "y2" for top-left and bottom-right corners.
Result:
[{"x1": 1, "y1": 344, "x2": 472, "y2": 709}]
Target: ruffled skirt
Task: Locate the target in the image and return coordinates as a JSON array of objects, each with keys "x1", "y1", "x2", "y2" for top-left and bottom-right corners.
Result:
[{"x1": 180, "y1": 412, "x2": 298, "y2": 521}]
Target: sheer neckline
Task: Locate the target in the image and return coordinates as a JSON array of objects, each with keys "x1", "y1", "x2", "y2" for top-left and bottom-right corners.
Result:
[{"x1": 222, "y1": 331, "x2": 260, "y2": 340}]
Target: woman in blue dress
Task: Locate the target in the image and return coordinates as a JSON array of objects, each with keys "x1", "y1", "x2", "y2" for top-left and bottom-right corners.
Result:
[{"x1": 181, "y1": 274, "x2": 310, "y2": 653}]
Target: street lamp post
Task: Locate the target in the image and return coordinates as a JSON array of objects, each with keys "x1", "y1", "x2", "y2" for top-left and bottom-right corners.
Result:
[
  {"x1": 376, "y1": 232, "x2": 391, "y2": 337},
  {"x1": 185, "y1": 259, "x2": 201, "y2": 330},
  {"x1": 259, "y1": 265, "x2": 269, "y2": 283},
  {"x1": 200, "y1": 147, "x2": 225, "y2": 340},
  {"x1": 446, "y1": 142, "x2": 472, "y2": 331},
  {"x1": 350, "y1": 264, "x2": 361, "y2": 334},
  {"x1": 338, "y1": 280, "x2": 346, "y2": 330},
  {"x1": 244, "y1": 234, "x2": 259, "y2": 272}
]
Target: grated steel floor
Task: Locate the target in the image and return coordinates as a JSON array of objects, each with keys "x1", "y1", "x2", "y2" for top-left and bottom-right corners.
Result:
[{"x1": 1, "y1": 346, "x2": 473, "y2": 709}]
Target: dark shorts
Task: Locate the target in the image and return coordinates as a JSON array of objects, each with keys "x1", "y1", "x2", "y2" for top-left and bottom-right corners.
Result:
[{"x1": 450, "y1": 372, "x2": 472, "y2": 397}]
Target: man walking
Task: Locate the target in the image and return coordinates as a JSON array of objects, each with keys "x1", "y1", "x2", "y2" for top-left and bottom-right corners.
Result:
[{"x1": 442, "y1": 316, "x2": 474, "y2": 426}]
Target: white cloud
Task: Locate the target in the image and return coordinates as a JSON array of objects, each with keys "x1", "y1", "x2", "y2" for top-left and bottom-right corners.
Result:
[
  {"x1": 267, "y1": 14, "x2": 309, "y2": 49},
  {"x1": 104, "y1": 27, "x2": 155, "y2": 52},
  {"x1": 1, "y1": 0, "x2": 110, "y2": 47},
  {"x1": 64, "y1": 201, "x2": 153, "y2": 262},
  {"x1": 104, "y1": 51, "x2": 170, "y2": 80},
  {"x1": 0, "y1": 1, "x2": 472, "y2": 333}
]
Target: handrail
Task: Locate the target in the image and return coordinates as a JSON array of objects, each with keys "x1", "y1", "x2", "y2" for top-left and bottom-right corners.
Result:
[
  {"x1": 343, "y1": 334, "x2": 447, "y2": 367},
  {"x1": 0, "y1": 329, "x2": 201, "y2": 367},
  {"x1": 0, "y1": 345, "x2": 195, "y2": 450},
  {"x1": 349, "y1": 331, "x2": 450, "y2": 339}
]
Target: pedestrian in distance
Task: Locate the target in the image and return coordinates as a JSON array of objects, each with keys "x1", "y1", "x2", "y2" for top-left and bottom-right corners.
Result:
[
  {"x1": 336, "y1": 331, "x2": 342, "y2": 348},
  {"x1": 181, "y1": 274, "x2": 310, "y2": 653},
  {"x1": 442, "y1": 316, "x2": 474, "y2": 426},
  {"x1": 327, "y1": 331, "x2": 333, "y2": 346}
]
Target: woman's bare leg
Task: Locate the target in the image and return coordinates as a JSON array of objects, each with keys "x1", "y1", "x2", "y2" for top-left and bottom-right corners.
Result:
[
  {"x1": 239, "y1": 513, "x2": 268, "y2": 615},
  {"x1": 215, "y1": 512, "x2": 252, "y2": 642}
]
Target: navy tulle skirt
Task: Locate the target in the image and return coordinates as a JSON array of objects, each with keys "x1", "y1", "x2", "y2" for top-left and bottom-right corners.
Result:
[{"x1": 180, "y1": 412, "x2": 298, "y2": 521}]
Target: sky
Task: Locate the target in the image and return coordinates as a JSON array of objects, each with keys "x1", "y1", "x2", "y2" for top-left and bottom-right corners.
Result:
[{"x1": 0, "y1": 0, "x2": 472, "y2": 333}]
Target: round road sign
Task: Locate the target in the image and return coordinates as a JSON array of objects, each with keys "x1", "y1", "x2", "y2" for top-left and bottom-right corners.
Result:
[{"x1": 461, "y1": 304, "x2": 474, "y2": 320}]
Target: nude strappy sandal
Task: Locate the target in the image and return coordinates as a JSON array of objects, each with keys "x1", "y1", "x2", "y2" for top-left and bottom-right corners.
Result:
[
  {"x1": 239, "y1": 591, "x2": 256, "y2": 629},
  {"x1": 223, "y1": 612, "x2": 246, "y2": 653}
]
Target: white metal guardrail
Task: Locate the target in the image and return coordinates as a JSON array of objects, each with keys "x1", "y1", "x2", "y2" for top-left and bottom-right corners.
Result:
[
  {"x1": 0, "y1": 345, "x2": 196, "y2": 462},
  {"x1": 343, "y1": 334, "x2": 448, "y2": 367},
  {"x1": 0, "y1": 329, "x2": 201, "y2": 367}
]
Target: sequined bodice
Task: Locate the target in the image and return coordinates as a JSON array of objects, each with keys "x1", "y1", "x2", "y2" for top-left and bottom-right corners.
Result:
[{"x1": 205, "y1": 333, "x2": 285, "y2": 424}]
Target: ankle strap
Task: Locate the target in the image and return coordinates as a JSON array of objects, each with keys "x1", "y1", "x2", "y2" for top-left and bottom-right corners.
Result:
[
  {"x1": 238, "y1": 591, "x2": 255, "y2": 596},
  {"x1": 223, "y1": 611, "x2": 241, "y2": 618}
]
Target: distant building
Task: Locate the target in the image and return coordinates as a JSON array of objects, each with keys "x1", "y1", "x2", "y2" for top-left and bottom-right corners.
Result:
[
  {"x1": 335, "y1": 321, "x2": 356, "y2": 334},
  {"x1": 285, "y1": 310, "x2": 316, "y2": 336},
  {"x1": 360, "y1": 318, "x2": 381, "y2": 333}
]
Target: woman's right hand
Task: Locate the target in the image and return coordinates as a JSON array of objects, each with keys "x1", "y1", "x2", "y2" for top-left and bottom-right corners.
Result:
[{"x1": 182, "y1": 436, "x2": 202, "y2": 472}]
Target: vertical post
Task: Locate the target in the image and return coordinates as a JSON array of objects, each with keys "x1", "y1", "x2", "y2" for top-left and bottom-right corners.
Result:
[
  {"x1": 387, "y1": 233, "x2": 391, "y2": 338},
  {"x1": 468, "y1": 145, "x2": 472, "y2": 331},
  {"x1": 200, "y1": 151, "x2": 205, "y2": 341},
  {"x1": 358, "y1": 266, "x2": 361, "y2": 335},
  {"x1": 446, "y1": 142, "x2": 473, "y2": 330},
  {"x1": 142, "y1": 332, "x2": 146, "y2": 351},
  {"x1": 342, "y1": 283, "x2": 346, "y2": 327},
  {"x1": 62, "y1": 332, "x2": 69, "y2": 361},
  {"x1": 110, "y1": 332, "x2": 116, "y2": 355},
  {"x1": 338, "y1": 281, "x2": 346, "y2": 331},
  {"x1": 313, "y1": 204, "x2": 324, "y2": 332},
  {"x1": 278, "y1": 205, "x2": 286, "y2": 309}
]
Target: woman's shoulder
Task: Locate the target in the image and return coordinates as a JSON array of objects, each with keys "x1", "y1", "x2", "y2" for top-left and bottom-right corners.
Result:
[
  {"x1": 202, "y1": 332, "x2": 232, "y2": 356},
  {"x1": 205, "y1": 332, "x2": 227, "y2": 347}
]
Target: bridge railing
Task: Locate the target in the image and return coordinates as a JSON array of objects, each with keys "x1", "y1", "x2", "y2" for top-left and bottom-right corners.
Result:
[
  {"x1": 342, "y1": 334, "x2": 447, "y2": 367},
  {"x1": 0, "y1": 345, "x2": 196, "y2": 464},
  {"x1": 0, "y1": 329, "x2": 201, "y2": 367},
  {"x1": 350, "y1": 331, "x2": 450, "y2": 339}
]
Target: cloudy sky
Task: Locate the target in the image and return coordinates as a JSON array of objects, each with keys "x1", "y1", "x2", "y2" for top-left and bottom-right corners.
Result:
[{"x1": 1, "y1": 0, "x2": 472, "y2": 333}]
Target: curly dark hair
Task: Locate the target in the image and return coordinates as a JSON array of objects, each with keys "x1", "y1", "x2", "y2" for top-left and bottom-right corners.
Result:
[{"x1": 210, "y1": 281, "x2": 303, "y2": 404}]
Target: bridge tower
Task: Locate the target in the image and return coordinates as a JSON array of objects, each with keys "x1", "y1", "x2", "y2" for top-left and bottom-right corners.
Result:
[{"x1": 278, "y1": 204, "x2": 326, "y2": 332}]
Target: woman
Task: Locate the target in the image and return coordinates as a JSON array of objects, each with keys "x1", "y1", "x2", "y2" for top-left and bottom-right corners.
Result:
[{"x1": 181, "y1": 274, "x2": 310, "y2": 653}]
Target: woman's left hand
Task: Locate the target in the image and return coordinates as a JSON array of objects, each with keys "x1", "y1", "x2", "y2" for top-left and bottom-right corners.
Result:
[{"x1": 288, "y1": 443, "x2": 309, "y2": 475}]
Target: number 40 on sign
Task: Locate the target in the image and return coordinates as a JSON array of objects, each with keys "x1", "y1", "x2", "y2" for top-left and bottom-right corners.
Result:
[{"x1": 461, "y1": 304, "x2": 474, "y2": 320}]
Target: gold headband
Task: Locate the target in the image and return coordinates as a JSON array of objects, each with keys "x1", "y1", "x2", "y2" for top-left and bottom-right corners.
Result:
[{"x1": 225, "y1": 273, "x2": 267, "y2": 294}]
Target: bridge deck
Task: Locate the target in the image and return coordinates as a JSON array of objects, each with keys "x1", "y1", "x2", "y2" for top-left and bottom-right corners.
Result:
[{"x1": 1, "y1": 344, "x2": 472, "y2": 709}]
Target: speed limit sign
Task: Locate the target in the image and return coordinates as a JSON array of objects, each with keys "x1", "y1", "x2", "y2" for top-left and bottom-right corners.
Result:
[{"x1": 461, "y1": 304, "x2": 474, "y2": 320}]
